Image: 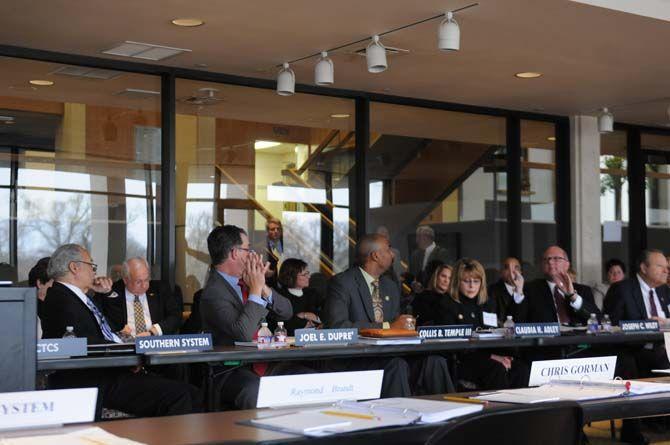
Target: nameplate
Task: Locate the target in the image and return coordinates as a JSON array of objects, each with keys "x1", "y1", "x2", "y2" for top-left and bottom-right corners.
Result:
[
  {"x1": 256, "y1": 370, "x2": 383, "y2": 408},
  {"x1": 514, "y1": 322, "x2": 560, "y2": 337},
  {"x1": 418, "y1": 325, "x2": 473, "y2": 340},
  {"x1": 0, "y1": 388, "x2": 97, "y2": 431},
  {"x1": 135, "y1": 334, "x2": 213, "y2": 353},
  {"x1": 295, "y1": 328, "x2": 357, "y2": 346},
  {"x1": 621, "y1": 320, "x2": 660, "y2": 333},
  {"x1": 529, "y1": 356, "x2": 617, "y2": 386},
  {"x1": 37, "y1": 338, "x2": 87, "y2": 359}
]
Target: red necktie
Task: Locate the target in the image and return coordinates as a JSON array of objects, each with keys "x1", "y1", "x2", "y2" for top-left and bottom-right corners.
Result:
[
  {"x1": 553, "y1": 286, "x2": 571, "y2": 324},
  {"x1": 238, "y1": 278, "x2": 267, "y2": 376},
  {"x1": 649, "y1": 289, "x2": 659, "y2": 317}
]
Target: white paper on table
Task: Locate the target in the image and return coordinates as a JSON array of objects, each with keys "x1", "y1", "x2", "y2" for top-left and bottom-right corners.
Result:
[
  {"x1": 603, "y1": 221, "x2": 623, "y2": 242},
  {"x1": 482, "y1": 312, "x2": 498, "y2": 328}
]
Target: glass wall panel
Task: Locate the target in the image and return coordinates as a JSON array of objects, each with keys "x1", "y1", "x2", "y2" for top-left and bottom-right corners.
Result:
[
  {"x1": 175, "y1": 80, "x2": 355, "y2": 303},
  {"x1": 600, "y1": 130, "x2": 629, "y2": 276},
  {"x1": 368, "y1": 102, "x2": 506, "y2": 286},
  {"x1": 0, "y1": 56, "x2": 161, "y2": 282},
  {"x1": 643, "y1": 133, "x2": 670, "y2": 255},
  {"x1": 520, "y1": 120, "x2": 556, "y2": 279}
]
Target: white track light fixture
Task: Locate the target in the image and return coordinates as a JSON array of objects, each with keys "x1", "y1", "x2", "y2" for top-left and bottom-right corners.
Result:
[
  {"x1": 314, "y1": 51, "x2": 334, "y2": 85},
  {"x1": 276, "y1": 63, "x2": 295, "y2": 96},
  {"x1": 366, "y1": 35, "x2": 388, "y2": 73},
  {"x1": 598, "y1": 108, "x2": 614, "y2": 133},
  {"x1": 438, "y1": 11, "x2": 460, "y2": 51}
]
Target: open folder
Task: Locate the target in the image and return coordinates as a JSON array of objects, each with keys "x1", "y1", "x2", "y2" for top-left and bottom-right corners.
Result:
[
  {"x1": 476, "y1": 379, "x2": 670, "y2": 404},
  {"x1": 248, "y1": 398, "x2": 482, "y2": 437}
]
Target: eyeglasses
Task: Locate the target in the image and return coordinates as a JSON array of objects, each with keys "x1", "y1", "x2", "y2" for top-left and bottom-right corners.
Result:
[
  {"x1": 461, "y1": 279, "x2": 481, "y2": 285},
  {"x1": 543, "y1": 256, "x2": 568, "y2": 263},
  {"x1": 236, "y1": 247, "x2": 255, "y2": 254},
  {"x1": 75, "y1": 261, "x2": 98, "y2": 272},
  {"x1": 298, "y1": 271, "x2": 311, "y2": 277}
]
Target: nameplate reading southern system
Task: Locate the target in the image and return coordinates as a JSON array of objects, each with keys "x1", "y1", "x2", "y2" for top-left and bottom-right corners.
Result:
[
  {"x1": 295, "y1": 328, "x2": 357, "y2": 346},
  {"x1": 620, "y1": 320, "x2": 660, "y2": 333},
  {"x1": 514, "y1": 322, "x2": 560, "y2": 337},
  {"x1": 37, "y1": 338, "x2": 87, "y2": 359},
  {"x1": 135, "y1": 334, "x2": 213, "y2": 353},
  {"x1": 418, "y1": 325, "x2": 473, "y2": 340}
]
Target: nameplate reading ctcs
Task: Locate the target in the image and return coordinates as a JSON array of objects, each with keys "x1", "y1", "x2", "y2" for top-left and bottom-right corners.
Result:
[
  {"x1": 620, "y1": 320, "x2": 660, "y2": 333},
  {"x1": 418, "y1": 325, "x2": 473, "y2": 340},
  {"x1": 37, "y1": 338, "x2": 87, "y2": 359},
  {"x1": 514, "y1": 322, "x2": 560, "y2": 337},
  {"x1": 135, "y1": 334, "x2": 213, "y2": 353},
  {"x1": 294, "y1": 328, "x2": 357, "y2": 346}
]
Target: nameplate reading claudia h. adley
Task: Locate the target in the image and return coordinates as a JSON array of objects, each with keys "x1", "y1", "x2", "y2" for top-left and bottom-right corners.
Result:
[
  {"x1": 135, "y1": 334, "x2": 213, "y2": 353},
  {"x1": 0, "y1": 388, "x2": 97, "y2": 431},
  {"x1": 514, "y1": 322, "x2": 561, "y2": 338},
  {"x1": 295, "y1": 328, "x2": 358, "y2": 346},
  {"x1": 528, "y1": 356, "x2": 617, "y2": 386}
]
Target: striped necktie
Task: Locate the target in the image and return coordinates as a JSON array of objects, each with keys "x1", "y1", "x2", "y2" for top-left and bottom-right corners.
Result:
[{"x1": 84, "y1": 296, "x2": 119, "y2": 342}]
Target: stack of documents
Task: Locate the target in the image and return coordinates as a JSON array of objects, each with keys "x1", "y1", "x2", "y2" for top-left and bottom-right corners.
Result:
[
  {"x1": 0, "y1": 427, "x2": 144, "y2": 444},
  {"x1": 476, "y1": 379, "x2": 670, "y2": 404}
]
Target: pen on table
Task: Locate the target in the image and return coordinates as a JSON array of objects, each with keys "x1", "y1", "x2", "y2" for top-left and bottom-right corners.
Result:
[
  {"x1": 321, "y1": 410, "x2": 377, "y2": 420},
  {"x1": 443, "y1": 396, "x2": 489, "y2": 405}
]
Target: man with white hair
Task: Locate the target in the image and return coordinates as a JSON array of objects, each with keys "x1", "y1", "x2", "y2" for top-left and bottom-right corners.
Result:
[
  {"x1": 40, "y1": 244, "x2": 201, "y2": 418},
  {"x1": 409, "y1": 225, "x2": 450, "y2": 286},
  {"x1": 106, "y1": 257, "x2": 181, "y2": 337}
]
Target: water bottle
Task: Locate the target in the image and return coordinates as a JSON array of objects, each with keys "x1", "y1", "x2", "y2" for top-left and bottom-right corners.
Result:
[
  {"x1": 587, "y1": 313, "x2": 599, "y2": 335},
  {"x1": 273, "y1": 321, "x2": 288, "y2": 347},
  {"x1": 503, "y1": 316, "x2": 515, "y2": 339},
  {"x1": 256, "y1": 322, "x2": 273, "y2": 349},
  {"x1": 602, "y1": 314, "x2": 612, "y2": 333},
  {"x1": 62, "y1": 326, "x2": 76, "y2": 338}
]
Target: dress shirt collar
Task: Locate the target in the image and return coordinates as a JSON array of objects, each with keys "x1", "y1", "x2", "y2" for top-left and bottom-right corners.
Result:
[
  {"x1": 358, "y1": 267, "x2": 378, "y2": 286},
  {"x1": 217, "y1": 270, "x2": 241, "y2": 289},
  {"x1": 124, "y1": 288, "x2": 146, "y2": 300},
  {"x1": 637, "y1": 273, "x2": 654, "y2": 297},
  {"x1": 58, "y1": 281, "x2": 90, "y2": 305},
  {"x1": 504, "y1": 281, "x2": 515, "y2": 296},
  {"x1": 288, "y1": 288, "x2": 303, "y2": 297}
]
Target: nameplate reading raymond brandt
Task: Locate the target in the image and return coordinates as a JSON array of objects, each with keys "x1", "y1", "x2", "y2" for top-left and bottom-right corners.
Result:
[
  {"x1": 418, "y1": 325, "x2": 473, "y2": 340},
  {"x1": 295, "y1": 328, "x2": 357, "y2": 346},
  {"x1": 620, "y1": 320, "x2": 660, "y2": 333},
  {"x1": 135, "y1": 334, "x2": 213, "y2": 353},
  {"x1": 514, "y1": 322, "x2": 560, "y2": 337}
]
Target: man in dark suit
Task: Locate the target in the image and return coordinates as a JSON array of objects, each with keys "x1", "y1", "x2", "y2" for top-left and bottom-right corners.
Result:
[
  {"x1": 263, "y1": 217, "x2": 283, "y2": 287},
  {"x1": 40, "y1": 243, "x2": 200, "y2": 418},
  {"x1": 409, "y1": 225, "x2": 450, "y2": 287},
  {"x1": 201, "y1": 225, "x2": 297, "y2": 409},
  {"x1": 324, "y1": 233, "x2": 454, "y2": 397},
  {"x1": 514, "y1": 245, "x2": 600, "y2": 324},
  {"x1": 602, "y1": 250, "x2": 669, "y2": 445},
  {"x1": 488, "y1": 257, "x2": 527, "y2": 325},
  {"x1": 105, "y1": 257, "x2": 181, "y2": 336}
]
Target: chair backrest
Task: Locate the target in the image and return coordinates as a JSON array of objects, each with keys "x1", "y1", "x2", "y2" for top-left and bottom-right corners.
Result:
[{"x1": 425, "y1": 401, "x2": 583, "y2": 445}]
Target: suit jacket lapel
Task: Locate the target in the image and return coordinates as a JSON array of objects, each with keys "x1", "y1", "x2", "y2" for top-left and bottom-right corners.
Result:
[
  {"x1": 354, "y1": 269, "x2": 376, "y2": 322},
  {"x1": 147, "y1": 287, "x2": 161, "y2": 321},
  {"x1": 543, "y1": 282, "x2": 559, "y2": 323},
  {"x1": 214, "y1": 271, "x2": 244, "y2": 310},
  {"x1": 632, "y1": 281, "x2": 647, "y2": 319}
]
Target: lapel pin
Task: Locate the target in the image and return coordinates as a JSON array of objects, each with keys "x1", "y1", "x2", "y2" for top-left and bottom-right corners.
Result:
[
  {"x1": 385, "y1": 296, "x2": 390, "y2": 301},
  {"x1": 458, "y1": 314, "x2": 463, "y2": 320}
]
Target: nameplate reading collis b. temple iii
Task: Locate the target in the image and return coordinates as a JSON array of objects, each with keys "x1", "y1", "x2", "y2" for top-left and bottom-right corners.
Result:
[
  {"x1": 514, "y1": 323, "x2": 560, "y2": 338},
  {"x1": 620, "y1": 320, "x2": 660, "y2": 333},
  {"x1": 135, "y1": 334, "x2": 213, "y2": 353},
  {"x1": 418, "y1": 325, "x2": 473, "y2": 340}
]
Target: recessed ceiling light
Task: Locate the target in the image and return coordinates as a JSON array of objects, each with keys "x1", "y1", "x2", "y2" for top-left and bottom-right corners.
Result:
[
  {"x1": 330, "y1": 113, "x2": 351, "y2": 119},
  {"x1": 547, "y1": 136, "x2": 556, "y2": 141},
  {"x1": 29, "y1": 79, "x2": 54, "y2": 86},
  {"x1": 171, "y1": 18, "x2": 204, "y2": 27},
  {"x1": 515, "y1": 72, "x2": 542, "y2": 79},
  {"x1": 254, "y1": 140, "x2": 281, "y2": 150}
]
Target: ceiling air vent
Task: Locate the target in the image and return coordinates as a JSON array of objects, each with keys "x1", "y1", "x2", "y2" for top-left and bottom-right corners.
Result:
[
  {"x1": 102, "y1": 41, "x2": 191, "y2": 61},
  {"x1": 113, "y1": 88, "x2": 161, "y2": 100},
  {"x1": 50, "y1": 66, "x2": 123, "y2": 80}
]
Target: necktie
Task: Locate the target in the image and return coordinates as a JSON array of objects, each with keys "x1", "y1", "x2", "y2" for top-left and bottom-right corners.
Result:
[
  {"x1": 133, "y1": 295, "x2": 147, "y2": 334},
  {"x1": 553, "y1": 286, "x2": 571, "y2": 324},
  {"x1": 649, "y1": 289, "x2": 659, "y2": 317},
  {"x1": 238, "y1": 279, "x2": 249, "y2": 303},
  {"x1": 371, "y1": 280, "x2": 384, "y2": 323},
  {"x1": 84, "y1": 296, "x2": 118, "y2": 342}
]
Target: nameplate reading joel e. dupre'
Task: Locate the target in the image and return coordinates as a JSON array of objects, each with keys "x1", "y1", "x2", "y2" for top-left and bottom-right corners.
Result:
[
  {"x1": 294, "y1": 328, "x2": 358, "y2": 346},
  {"x1": 514, "y1": 322, "x2": 560, "y2": 338},
  {"x1": 620, "y1": 320, "x2": 660, "y2": 333},
  {"x1": 418, "y1": 325, "x2": 473, "y2": 340},
  {"x1": 528, "y1": 356, "x2": 617, "y2": 386},
  {"x1": 37, "y1": 338, "x2": 87, "y2": 359},
  {"x1": 256, "y1": 370, "x2": 383, "y2": 408},
  {"x1": 135, "y1": 334, "x2": 213, "y2": 353},
  {"x1": 0, "y1": 388, "x2": 97, "y2": 431}
]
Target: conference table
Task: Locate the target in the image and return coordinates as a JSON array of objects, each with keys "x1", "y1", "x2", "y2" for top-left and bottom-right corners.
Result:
[{"x1": 36, "y1": 331, "x2": 666, "y2": 371}]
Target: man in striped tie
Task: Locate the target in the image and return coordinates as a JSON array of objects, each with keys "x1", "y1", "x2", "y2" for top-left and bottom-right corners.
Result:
[{"x1": 41, "y1": 244, "x2": 201, "y2": 419}]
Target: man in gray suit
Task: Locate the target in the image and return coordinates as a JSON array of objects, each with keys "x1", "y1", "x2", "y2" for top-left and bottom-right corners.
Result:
[
  {"x1": 323, "y1": 234, "x2": 454, "y2": 397},
  {"x1": 201, "y1": 225, "x2": 294, "y2": 409},
  {"x1": 409, "y1": 225, "x2": 450, "y2": 288}
]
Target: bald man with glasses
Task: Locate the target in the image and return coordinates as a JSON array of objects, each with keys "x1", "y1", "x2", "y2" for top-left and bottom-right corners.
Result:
[{"x1": 513, "y1": 245, "x2": 600, "y2": 325}]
